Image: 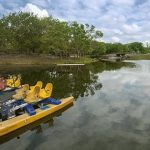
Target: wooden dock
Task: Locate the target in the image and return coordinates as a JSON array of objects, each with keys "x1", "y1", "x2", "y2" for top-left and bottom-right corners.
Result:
[{"x1": 57, "y1": 64, "x2": 85, "y2": 66}]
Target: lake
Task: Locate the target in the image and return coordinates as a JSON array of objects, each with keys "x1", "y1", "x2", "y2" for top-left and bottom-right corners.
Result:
[{"x1": 1, "y1": 60, "x2": 150, "y2": 150}]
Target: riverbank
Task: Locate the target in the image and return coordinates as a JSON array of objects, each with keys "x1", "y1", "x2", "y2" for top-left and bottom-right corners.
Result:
[
  {"x1": 127, "y1": 54, "x2": 150, "y2": 60},
  {"x1": 0, "y1": 55, "x2": 97, "y2": 65},
  {"x1": 99, "y1": 54, "x2": 150, "y2": 62},
  {"x1": 1, "y1": 54, "x2": 149, "y2": 65}
]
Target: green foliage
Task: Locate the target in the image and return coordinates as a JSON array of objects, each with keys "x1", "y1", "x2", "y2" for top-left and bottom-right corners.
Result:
[
  {"x1": 0, "y1": 12, "x2": 103, "y2": 57},
  {"x1": 0, "y1": 12, "x2": 43, "y2": 53},
  {"x1": 0, "y1": 12, "x2": 147, "y2": 58},
  {"x1": 91, "y1": 41, "x2": 106, "y2": 57},
  {"x1": 127, "y1": 42, "x2": 144, "y2": 53}
]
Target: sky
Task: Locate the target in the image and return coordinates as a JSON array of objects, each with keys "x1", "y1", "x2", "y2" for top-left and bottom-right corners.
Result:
[{"x1": 0, "y1": 0, "x2": 150, "y2": 44}]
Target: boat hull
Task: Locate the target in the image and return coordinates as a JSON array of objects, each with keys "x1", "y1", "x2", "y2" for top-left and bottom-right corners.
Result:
[{"x1": 0, "y1": 96, "x2": 74, "y2": 136}]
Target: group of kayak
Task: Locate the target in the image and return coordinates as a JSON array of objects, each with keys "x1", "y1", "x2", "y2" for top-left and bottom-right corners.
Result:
[
  {"x1": 0, "y1": 75, "x2": 62, "y2": 118},
  {"x1": 0, "y1": 75, "x2": 55, "y2": 101},
  {"x1": 0, "y1": 75, "x2": 74, "y2": 136},
  {"x1": 13, "y1": 81, "x2": 53, "y2": 103}
]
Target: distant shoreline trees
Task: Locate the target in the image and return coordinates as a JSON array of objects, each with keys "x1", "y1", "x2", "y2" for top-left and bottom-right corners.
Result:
[{"x1": 0, "y1": 12, "x2": 149, "y2": 58}]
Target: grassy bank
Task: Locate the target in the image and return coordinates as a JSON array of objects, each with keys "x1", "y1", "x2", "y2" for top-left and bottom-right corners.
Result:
[
  {"x1": 0, "y1": 55, "x2": 97, "y2": 65},
  {"x1": 128, "y1": 54, "x2": 150, "y2": 60}
]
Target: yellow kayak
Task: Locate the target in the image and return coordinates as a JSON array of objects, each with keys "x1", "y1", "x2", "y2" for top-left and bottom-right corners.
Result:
[{"x1": 0, "y1": 96, "x2": 74, "y2": 136}]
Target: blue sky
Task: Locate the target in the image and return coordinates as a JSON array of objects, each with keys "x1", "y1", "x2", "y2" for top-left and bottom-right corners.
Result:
[{"x1": 0, "y1": 0, "x2": 150, "y2": 44}]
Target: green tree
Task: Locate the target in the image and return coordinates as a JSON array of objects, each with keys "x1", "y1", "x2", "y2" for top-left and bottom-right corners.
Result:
[
  {"x1": 91, "y1": 41, "x2": 106, "y2": 57},
  {"x1": 127, "y1": 42, "x2": 144, "y2": 53}
]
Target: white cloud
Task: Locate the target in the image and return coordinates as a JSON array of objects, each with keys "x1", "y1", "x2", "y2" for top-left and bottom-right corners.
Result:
[
  {"x1": 1, "y1": 0, "x2": 150, "y2": 43},
  {"x1": 21, "y1": 3, "x2": 49, "y2": 18},
  {"x1": 111, "y1": 0, "x2": 135, "y2": 6},
  {"x1": 122, "y1": 24, "x2": 141, "y2": 34},
  {"x1": 113, "y1": 29, "x2": 123, "y2": 35},
  {"x1": 111, "y1": 36, "x2": 120, "y2": 43},
  {"x1": 28, "y1": 0, "x2": 49, "y2": 8}
]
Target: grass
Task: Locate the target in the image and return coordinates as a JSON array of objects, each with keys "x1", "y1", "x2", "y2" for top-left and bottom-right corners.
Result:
[
  {"x1": 128, "y1": 54, "x2": 150, "y2": 60},
  {"x1": 0, "y1": 55, "x2": 97, "y2": 65}
]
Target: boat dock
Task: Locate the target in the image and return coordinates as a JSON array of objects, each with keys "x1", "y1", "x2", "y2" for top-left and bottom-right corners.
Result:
[{"x1": 57, "y1": 64, "x2": 85, "y2": 66}]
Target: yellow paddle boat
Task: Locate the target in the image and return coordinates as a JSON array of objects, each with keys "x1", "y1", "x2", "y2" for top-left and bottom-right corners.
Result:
[
  {"x1": 0, "y1": 96, "x2": 74, "y2": 136},
  {"x1": 0, "y1": 81, "x2": 74, "y2": 136}
]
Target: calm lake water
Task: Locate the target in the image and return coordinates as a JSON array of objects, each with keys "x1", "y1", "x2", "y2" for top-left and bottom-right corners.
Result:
[{"x1": 1, "y1": 60, "x2": 150, "y2": 150}]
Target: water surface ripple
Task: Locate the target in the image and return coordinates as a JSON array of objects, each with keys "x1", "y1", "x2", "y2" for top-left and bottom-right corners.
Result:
[{"x1": 1, "y1": 60, "x2": 150, "y2": 150}]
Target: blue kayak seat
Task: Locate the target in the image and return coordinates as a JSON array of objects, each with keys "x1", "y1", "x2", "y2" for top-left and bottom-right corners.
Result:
[
  {"x1": 41, "y1": 98, "x2": 61, "y2": 105},
  {"x1": 24, "y1": 104, "x2": 36, "y2": 116}
]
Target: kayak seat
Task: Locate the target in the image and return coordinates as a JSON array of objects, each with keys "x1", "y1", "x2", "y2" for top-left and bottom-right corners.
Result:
[
  {"x1": 7, "y1": 75, "x2": 17, "y2": 83},
  {"x1": 7, "y1": 75, "x2": 18, "y2": 87},
  {"x1": 15, "y1": 84, "x2": 29, "y2": 94},
  {"x1": 12, "y1": 92, "x2": 26, "y2": 100},
  {"x1": 24, "y1": 86, "x2": 40, "y2": 103},
  {"x1": 30, "y1": 81, "x2": 43, "y2": 92},
  {"x1": 39, "y1": 83, "x2": 53, "y2": 99},
  {"x1": 7, "y1": 76, "x2": 21, "y2": 88},
  {"x1": 13, "y1": 84, "x2": 29, "y2": 100}
]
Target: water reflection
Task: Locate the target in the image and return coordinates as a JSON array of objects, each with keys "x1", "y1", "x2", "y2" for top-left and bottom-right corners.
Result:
[
  {"x1": 0, "y1": 61, "x2": 138, "y2": 149},
  {"x1": 0, "y1": 61, "x2": 134, "y2": 99}
]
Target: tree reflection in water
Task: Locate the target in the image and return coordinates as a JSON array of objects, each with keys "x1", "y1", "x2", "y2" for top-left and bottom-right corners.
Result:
[
  {"x1": 46, "y1": 65, "x2": 103, "y2": 98},
  {"x1": 0, "y1": 61, "x2": 134, "y2": 99},
  {"x1": 0, "y1": 61, "x2": 135, "y2": 144}
]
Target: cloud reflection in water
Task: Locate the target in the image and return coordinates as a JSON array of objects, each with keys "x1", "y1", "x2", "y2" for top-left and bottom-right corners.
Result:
[{"x1": 2, "y1": 60, "x2": 150, "y2": 150}]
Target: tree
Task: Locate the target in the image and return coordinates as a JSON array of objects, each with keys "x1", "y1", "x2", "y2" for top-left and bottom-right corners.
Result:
[
  {"x1": 91, "y1": 41, "x2": 106, "y2": 57},
  {"x1": 127, "y1": 42, "x2": 144, "y2": 53},
  {"x1": 0, "y1": 12, "x2": 43, "y2": 54}
]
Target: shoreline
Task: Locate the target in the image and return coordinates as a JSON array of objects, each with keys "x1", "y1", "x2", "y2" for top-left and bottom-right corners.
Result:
[
  {"x1": 127, "y1": 53, "x2": 150, "y2": 60},
  {"x1": 0, "y1": 55, "x2": 97, "y2": 65},
  {"x1": 1, "y1": 54, "x2": 150, "y2": 66}
]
